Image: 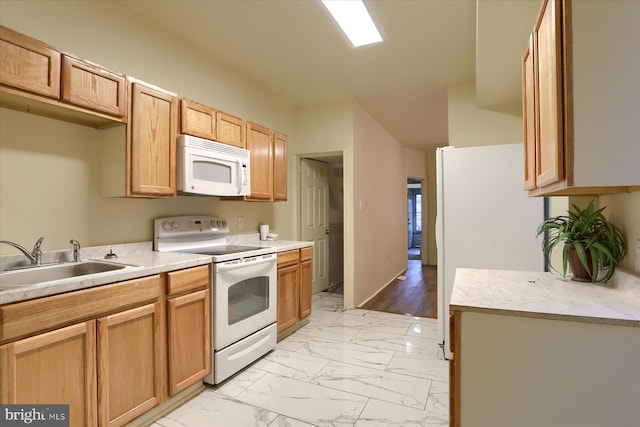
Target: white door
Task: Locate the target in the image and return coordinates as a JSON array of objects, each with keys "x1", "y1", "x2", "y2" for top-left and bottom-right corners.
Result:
[{"x1": 300, "y1": 159, "x2": 329, "y2": 293}]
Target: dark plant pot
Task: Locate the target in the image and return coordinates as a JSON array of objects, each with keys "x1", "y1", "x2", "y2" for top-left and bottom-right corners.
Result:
[{"x1": 566, "y1": 243, "x2": 593, "y2": 282}]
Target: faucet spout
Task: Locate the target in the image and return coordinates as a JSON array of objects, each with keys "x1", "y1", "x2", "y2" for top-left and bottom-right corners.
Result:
[
  {"x1": 0, "y1": 240, "x2": 38, "y2": 265},
  {"x1": 32, "y1": 237, "x2": 45, "y2": 265}
]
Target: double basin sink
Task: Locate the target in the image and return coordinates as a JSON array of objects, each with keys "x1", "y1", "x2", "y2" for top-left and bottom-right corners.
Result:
[{"x1": 0, "y1": 261, "x2": 130, "y2": 291}]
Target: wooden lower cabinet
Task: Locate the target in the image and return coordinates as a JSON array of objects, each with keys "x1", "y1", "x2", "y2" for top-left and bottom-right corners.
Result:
[
  {"x1": 0, "y1": 321, "x2": 97, "y2": 427},
  {"x1": 277, "y1": 262, "x2": 299, "y2": 333},
  {"x1": 0, "y1": 266, "x2": 214, "y2": 426},
  {"x1": 97, "y1": 302, "x2": 164, "y2": 427},
  {"x1": 299, "y1": 249, "x2": 312, "y2": 319},
  {"x1": 277, "y1": 247, "x2": 313, "y2": 339},
  {"x1": 167, "y1": 288, "x2": 211, "y2": 396}
]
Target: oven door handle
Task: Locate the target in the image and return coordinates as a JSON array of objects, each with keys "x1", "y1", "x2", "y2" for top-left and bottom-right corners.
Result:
[{"x1": 216, "y1": 255, "x2": 276, "y2": 271}]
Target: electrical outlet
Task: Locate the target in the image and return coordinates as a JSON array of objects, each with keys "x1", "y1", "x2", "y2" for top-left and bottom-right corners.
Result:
[{"x1": 237, "y1": 216, "x2": 244, "y2": 230}]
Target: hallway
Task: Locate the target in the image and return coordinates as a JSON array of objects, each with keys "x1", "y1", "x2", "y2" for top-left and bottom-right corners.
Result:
[{"x1": 359, "y1": 261, "x2": 437, "y2": 318}]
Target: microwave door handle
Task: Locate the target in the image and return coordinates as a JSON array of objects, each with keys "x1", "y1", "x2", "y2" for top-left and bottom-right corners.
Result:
[{"x1": 236, "y1": 159, "x2": 243, "y2": 194}]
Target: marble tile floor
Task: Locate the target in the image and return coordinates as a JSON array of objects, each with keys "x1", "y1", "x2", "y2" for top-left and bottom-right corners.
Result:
[{"x1": 151, "y1": 292, "x2": 449, "y2": 427}]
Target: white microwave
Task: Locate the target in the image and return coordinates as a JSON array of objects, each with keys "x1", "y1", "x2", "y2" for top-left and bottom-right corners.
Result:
[{"x1": 177, "y1": 134, "x2": 251, "y2": 196}]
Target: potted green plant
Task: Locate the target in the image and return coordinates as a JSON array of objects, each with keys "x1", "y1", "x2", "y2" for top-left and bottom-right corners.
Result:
[{"x1": 536, "y1": 201, "x2": 627, "y2": 283}]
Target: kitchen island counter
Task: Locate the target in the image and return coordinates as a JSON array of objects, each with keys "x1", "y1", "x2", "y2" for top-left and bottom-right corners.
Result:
[{"x1": 450, "y1": 268, "x2": 640, "y2": 327}]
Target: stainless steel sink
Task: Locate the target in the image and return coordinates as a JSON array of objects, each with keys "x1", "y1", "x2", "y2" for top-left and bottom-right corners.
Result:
[{"x1": 0, "y1": 261, "x2": 128, "y2": 290}]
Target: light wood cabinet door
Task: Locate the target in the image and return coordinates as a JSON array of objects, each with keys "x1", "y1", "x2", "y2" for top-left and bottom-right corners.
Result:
[
  {"x1": 128, "y1": 80, "x2": 178, "y2": 197},
  {"x1": 277, "y1": 264, "x2": 299, "y2": 333},
  {"x1": 246, "y1": 122, "x2": 273, "y2": 201},
  {"x1": 167, "y1": 288, "x2": 211, "y2": 396},
  {"x1": 273, "y1": 132, "x2": 288, "y2": 201},
  {"x1": 534, "y1": 0, "x2": 564, "y2": 188},
  {"x1": 61, "y1": 55, "x2": 126, "y2": 118},
  {"x1": 180, "y1": 98, "x2": 216, "y2": 140},
  {"x1": 97, "y1": 303, "x2": 163, "y2": 427},
  {"x1": 0, "y1": 321, "x2": 97, "y2": 427},
  {"x1": 217, "y1": 111, "x2": 245, "y2": 148},
  {"x1": 522, "y1": 34, "x2": 537, "y2": 191},
  {"x1": 299, "y1": 259, "x2": 312, "y2": 319},
  {"x1": 0, "y1": 25, "x2": 61, "y2": 98}
]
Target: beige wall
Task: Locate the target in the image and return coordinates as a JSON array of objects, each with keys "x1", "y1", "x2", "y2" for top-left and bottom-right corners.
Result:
[
  {"x1": 353, "y1": 104, "x2": 407, "y2": 306},
  {"x1": 0, "y1": 0, "x2": 294, "y2": 253},
  {"x1": 600, "y1": 192, "x2": 640, "y2": 275},
  {"x1": 447, "y1": 83, "x2": 522, "y2": 148},
  {"x1": 293, "y1": 101, "x2": 356, "y2": 307},
  {"x1": 425, "y1": 148, "x2": 439, "y2": 265},
  {"x1": 294, "y1": 101, "x2": 416, "y2": 308}
]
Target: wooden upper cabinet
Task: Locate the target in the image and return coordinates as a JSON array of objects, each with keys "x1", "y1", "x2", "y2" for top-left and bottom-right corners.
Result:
[
  {"x1": 217, "y1": 111, "x2": 245, "y2": 148},
  {"x1": 61, "y1": 55, "x2": 126, "y2": 118},
  {"x1": 0, "y1": 321, "x2": 97, "y2": 427},
  {"x1": 273, "y1": 132, "x2": 288, "y2": 201},
  {"x1": 246, "y1": 122, "x2": 273, "y2": 201},
  {"x1": 522, "y1": 34, "x2": 537, "y2": 191},
  {"x1": 0, "y1": 25, "x2": 61, "y2": 98},
  {"x1": 128, "y1": 80, "x2": 178, "y2": 198},
  {"x1": 534, "y1": 0, "x2": 564, "y2": 188},
  {"x1": 180, "y1": 98, "x2": 216, "y2": 140}
]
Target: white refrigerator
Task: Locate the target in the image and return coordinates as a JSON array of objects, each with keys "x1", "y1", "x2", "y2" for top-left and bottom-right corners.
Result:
[{"x1": 436, "y1": 144, "x2": 545, "y2": 358}]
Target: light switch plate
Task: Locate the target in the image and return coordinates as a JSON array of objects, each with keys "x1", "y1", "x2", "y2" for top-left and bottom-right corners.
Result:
[{"x1": 635, "y1": 239, "x2": 640, "y2": 272}]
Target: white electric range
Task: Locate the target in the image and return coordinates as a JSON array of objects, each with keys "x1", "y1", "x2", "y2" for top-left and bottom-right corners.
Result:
[{"x1": 154, "y1": 215, "x2": 277, "y2": 384}]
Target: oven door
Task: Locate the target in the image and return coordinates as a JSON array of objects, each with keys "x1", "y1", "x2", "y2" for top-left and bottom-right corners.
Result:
[{"x1": 214, "y1": 254, "x2": 277, "y2": 350}]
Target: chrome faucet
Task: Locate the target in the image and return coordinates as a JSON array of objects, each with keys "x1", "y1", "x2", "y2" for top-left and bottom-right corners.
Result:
[
  {"x1": 0, "y1": 237, "x2": 45, "y2": 266},
  {"x1": 70, "y1": 239, "x2": 81, "y2": 262}
]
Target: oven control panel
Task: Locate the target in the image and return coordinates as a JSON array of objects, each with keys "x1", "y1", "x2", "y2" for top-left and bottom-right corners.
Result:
[{"x1": 154, "y1": 216, "x2": 231, "y2": 251}]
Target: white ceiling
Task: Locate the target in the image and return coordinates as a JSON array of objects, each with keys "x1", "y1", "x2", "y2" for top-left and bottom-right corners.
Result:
[{"x1": 117, "y1": 0, "x2": 538, "y2": 152}]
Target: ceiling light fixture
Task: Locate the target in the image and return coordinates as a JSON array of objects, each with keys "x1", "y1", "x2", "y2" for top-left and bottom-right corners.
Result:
[{"x1": 321, "y1": 0, "x2": 383, "y2": 47}]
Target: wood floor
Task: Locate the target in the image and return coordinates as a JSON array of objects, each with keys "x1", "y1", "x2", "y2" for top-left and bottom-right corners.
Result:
[{"x1": 359, "y1": 260, "x2": 437, "y2": 318}]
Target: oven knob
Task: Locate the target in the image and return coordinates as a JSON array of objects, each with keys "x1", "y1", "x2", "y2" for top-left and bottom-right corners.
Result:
[
  {"x1": 162, "y1": 221, "x2": 171, "y2": 231},
  {"x1": 222, "y1": 220, "x2": 227, "y2": 228},
  {"x1": 171, "y1": 221, "x2": 179, "y2": 230},
  {"x1": 217, "y1": 220, "x2": 222, "y2": 227}
]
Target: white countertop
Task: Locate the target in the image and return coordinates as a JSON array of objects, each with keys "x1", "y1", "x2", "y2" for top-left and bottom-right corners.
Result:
[
  {"x1": 450, "y1": 268, "x2": 640, "y2": 327},
  {"x1": 0, "y1": 237, "x2": 313, "y2": 305}
]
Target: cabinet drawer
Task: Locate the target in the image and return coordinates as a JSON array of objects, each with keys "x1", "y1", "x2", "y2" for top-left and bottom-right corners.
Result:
[
  {"x1": 277, "y1": 250, "x2": 299, "y2": 268},
  {"x1": 166, "y1": 265, "x2": 210, "y2": 296},
  {"x1": 0, "y1": 25, "x2": 61, "y2": 98},
  {"x1": 300, "y1": 247, "x2": 312, "y2": 262},
  {"x1": 0, "y1": 275, "x2": 161, "y2": 344},
  {"x1": 61, "y1": 55, "x2": 126, "y2": 117}
]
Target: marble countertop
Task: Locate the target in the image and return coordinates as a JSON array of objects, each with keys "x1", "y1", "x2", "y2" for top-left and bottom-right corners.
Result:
[
  {"x1": 450, "y1": 268, "x2": 640, "y2": 327},
  {"x1": 0, "y1": 237, "x2": 313, "y2": 305}
]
